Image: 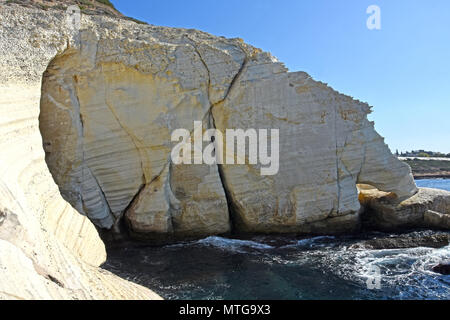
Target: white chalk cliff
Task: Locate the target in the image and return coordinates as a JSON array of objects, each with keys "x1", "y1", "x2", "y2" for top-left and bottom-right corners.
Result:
[
  {"x1": 0, "y1": 3, "x2": 160, "y2": 299},
  {"x1": 1, "y1": 1, "x2": 448, "y2": 300},
  {"x1": 36, "y1": 5, "x2": 418, "y2": 238}
]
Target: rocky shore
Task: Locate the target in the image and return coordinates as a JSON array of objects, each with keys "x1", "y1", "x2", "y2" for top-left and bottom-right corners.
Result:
[
  {"x1": 0, "y1": 1, "x2": 449, "y2": 300},
  {"x1": 402, "y1": 158, "x2": 450, "y2": 179}
]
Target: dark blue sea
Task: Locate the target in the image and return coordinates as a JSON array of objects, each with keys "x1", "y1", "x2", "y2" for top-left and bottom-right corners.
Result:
[{"x1": 103, "y1": 179, "x2": 450, "y2": 300}]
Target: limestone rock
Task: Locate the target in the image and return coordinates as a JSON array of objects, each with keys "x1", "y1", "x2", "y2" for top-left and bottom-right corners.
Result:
[
  {"x1": 0, "y1": 4, "x2": 160, "y2": 299},
  {"x1": 37, "y1": 16, "x2": 252, "y2": 235},
  {"x1": 349, "y1": 231, "x2": 450, "y2": 250},
  {"x1": 32, "y1": 2, "x2": 418, "y2": 237},
  {"x1": 126, "y1": 163, "x2": 230, "y2": 240},
  {"x1": 424, "y1": 210, "x2": 450, "y2": 229},
  {"x1": 1, "y1": 0, "x2": 423, "y2": 267},
  {"x1": 0, "y1": 0, "x2": 440, "y2": 299},
  {"x1": 213, "y1": 66, "x2": 418, "y2": 233},
  {"x1": 432, "y1": 263, "x2": 450, "y2": 275},
  {"x1": 359, "y1": 187, "x2": 450, "y2": 231}
]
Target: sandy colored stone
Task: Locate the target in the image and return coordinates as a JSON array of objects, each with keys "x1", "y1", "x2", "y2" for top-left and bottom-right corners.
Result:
[
  {"x1": 359, "y1": 187, "x2": 450, "y2": 230},
  {"x1": 2, "y1": 0, "x2": 446, "y2": 300},
  {"x1": 31, "y1": 1, "x2": 418, "y2": 237},
  {"x1": 0, "y1": 0, "x2": 428, "y2": 281},
  {"x1": 38, "y1": 20, "x2": 249, "y2": 234},
  {"x1": 424, "y1": 210, "x2": 450, "y2": 229},
  {"x1": 126, "y1": 162, "x2": 230, "y2": 239},
  {"x1": 0, "y1": 4, "x2": 159, "y2": 300},
  {"x1": 213, "y1": 65, "x2": 418, "y2": 233}
]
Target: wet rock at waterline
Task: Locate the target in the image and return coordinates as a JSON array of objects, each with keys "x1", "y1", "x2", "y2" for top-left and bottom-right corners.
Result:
[
  {"x1": 0, "y1": 3, "x2": 160, "y2": 300},
  {"x1": 432, "y1": 263, "x2": 450, "y2": 275},
  {"x1": 349, "y1": 231, "x2": 450, "y2": 250},
  {"x1": 0, "y1": 0, "x2": 449, "y2": 300}
]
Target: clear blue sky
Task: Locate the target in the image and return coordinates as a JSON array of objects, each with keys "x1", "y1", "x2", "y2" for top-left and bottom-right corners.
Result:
[{"x1": 112, "y1": 0, "x2": 450, "y2": 153}]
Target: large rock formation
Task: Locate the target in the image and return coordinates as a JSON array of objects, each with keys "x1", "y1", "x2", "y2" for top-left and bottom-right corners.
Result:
[
  {"x1": 0, "y1": 2, "x2": 160, "y2": 299},
  {"x1": 32, "y1": 2, "x2": 420, "y2": 240},
  {"x1": 1, "y1": 0, "x2": 447, "y2": 300},
  {"x1": 212, "y1": 68, "x2": 418, "y2": 233}
]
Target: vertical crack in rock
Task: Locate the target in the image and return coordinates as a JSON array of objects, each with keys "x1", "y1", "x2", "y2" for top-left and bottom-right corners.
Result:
[
  {"x1": 210, "y1": 56, "x2": 250, "y2": 233},
  {"x1": 183, "y1": 35, "x2": 213, "y2": 109},
  {"x1": 204, "y1": 109, "x2": 238, "y2": 232},
  {"x1": 357, "y1": 144, "x2": 368, "y2": 183},
  {"x1": 184, "y1": 35, "x2": 249, "y2": 120},
  {"x1": 334, "y1": 102, "x2": 341, "y2": 215},
  {"x1": 185, "y1": 37, "x2": 250, "y2": 233},
  {"x1": 165, "y1": 160, "x2": 177, "y2": 233},
  {"x1": 339, "y1": 134, "x2": 352, "y2": 180},
  {"x1": 121, "y1": 158, "x2": 174, "y2": 233},
  {"x1": 217, "y1": 52, "x2": 249, "y2": 107}
]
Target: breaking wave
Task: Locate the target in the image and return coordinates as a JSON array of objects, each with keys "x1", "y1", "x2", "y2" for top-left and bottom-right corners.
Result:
[
  {"x1": 194, "y1": 236, "x2": 274, "y2": 251},
  {"x1": 104, "y1": 232, "x2": 449, "y2": 299}
]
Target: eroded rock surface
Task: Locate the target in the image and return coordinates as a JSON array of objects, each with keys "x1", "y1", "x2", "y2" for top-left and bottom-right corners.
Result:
[
  {"x1": 359, "y1": 187, "x2": 450, "y2": 231},
  {"x1": 0, "y1": 3, "x2": 160, "y2": 299},
  {"x1": 35, "y1": 2, "x2": 419, "y2": 239},
  {"x1": 39, "y1": 27, "x2": 247, "y2": 237},
  {"x1": 213, "y1": 67, "x2": 418, "y2": 233},
  {"x1": 349, "y1": 230, "x2": 450, "y2": 250},
  {"x1": 2, "y1": 0, "x2": 447, "y2": 300}
]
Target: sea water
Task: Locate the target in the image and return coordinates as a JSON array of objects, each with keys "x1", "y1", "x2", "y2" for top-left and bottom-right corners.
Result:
[
  {"x1": 103, "y1": 179, "x2": 450, "y2": 300},
  {"x1": 416, "y1": 178, "x2": 450, "y2": 191}
]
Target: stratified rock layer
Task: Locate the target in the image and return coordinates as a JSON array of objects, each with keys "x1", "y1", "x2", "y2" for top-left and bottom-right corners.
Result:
[
  {"x1": 0, "y1": 3, "x2": 160, "y2": 299},
  {"x1": 34, "y1": 2, "x2": 419, "y2": 238},
  {"x1": 213, "y1": 67, "x2": 418, "y2": 233},
  {"x1": 2, "y1": 0, "x2": 447, "y2": 300}
]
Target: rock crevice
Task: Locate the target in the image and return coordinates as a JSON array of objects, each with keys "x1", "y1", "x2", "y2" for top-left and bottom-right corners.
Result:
[
  {"x1": 1, "y1": 2, "x2": 449, "y2": 300},
  {"x1": 38, "y1": 14, "x2": 420, "y2": 239}
]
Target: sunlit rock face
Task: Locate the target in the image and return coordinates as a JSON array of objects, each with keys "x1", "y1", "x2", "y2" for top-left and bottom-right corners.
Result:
[
  {"x1": 359, "y1": 186, "x2": 450, "y2": 230},
  {"x1": 37, "y1": 3, "x2": 418, "y2": 240},
  {"x1": 0, "y1": 4, "x2": 160, "y2": 299},
  {"x1": 213, "y1": 68, "x2": 418, "y2": 233},
  {"x1": 39, "y1": 31, "x2": 249, "y2": 238}
]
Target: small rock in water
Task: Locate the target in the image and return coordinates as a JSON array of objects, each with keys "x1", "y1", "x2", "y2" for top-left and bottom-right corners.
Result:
[
  {"x1": 432, "y1": 264, "x2": 450, "y2": 275},
  {"x1": 349, "y1": 231, "x2": 449, "y2": 250}
]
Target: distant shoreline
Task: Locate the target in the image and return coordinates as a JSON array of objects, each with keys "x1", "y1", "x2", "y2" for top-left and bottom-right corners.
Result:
[
  {"x1": 399, "y1": 157, "x2": 450, "y2": 161},
  {"x1": 414, "y1": 174, "x2": 450, "y2": 180},
  {"x1": 401, "y1": 158, "x2": 450, "y2": 180}
]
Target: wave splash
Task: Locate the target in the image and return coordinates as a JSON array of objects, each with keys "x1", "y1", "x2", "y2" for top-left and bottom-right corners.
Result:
[{"x1": 105, "y1": 232, "x2": 450, "y2": 299}]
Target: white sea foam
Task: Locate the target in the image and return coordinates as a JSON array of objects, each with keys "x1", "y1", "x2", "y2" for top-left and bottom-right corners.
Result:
[
  {"x1": 192, "y1": 235, "x2": 337, "y2": 252},
  {"x1": 290, "y1": 236, "x2": 336, "y2": 248},
  {"x1": 105, "y1": 233, "x2": 450, "y2": 299},
  {"x1": 351, "y1": 245, "x2": 450, "y2": 298},
  {"x1": 195, "y1": 236, "x2": 274, "y2": 252}
]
